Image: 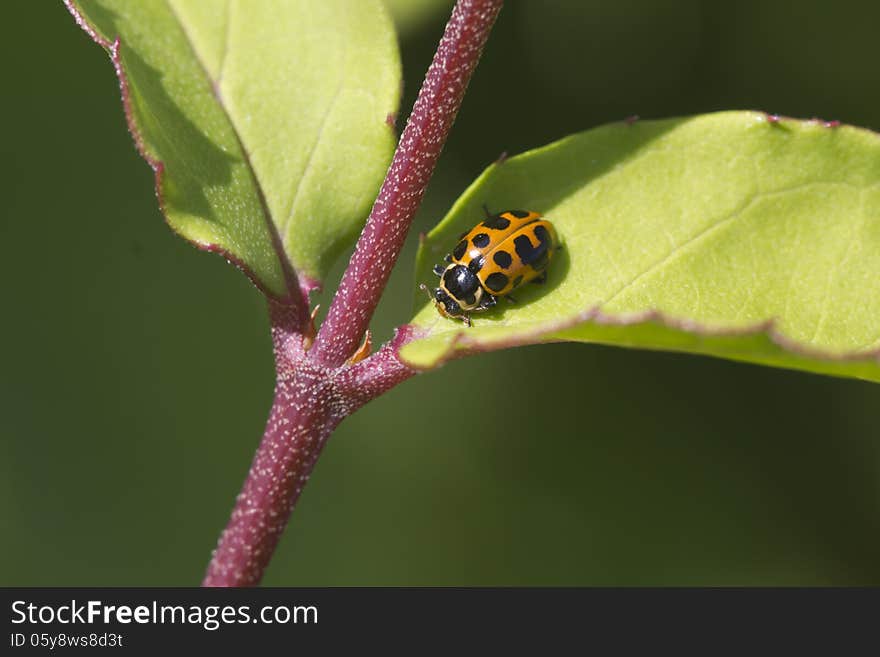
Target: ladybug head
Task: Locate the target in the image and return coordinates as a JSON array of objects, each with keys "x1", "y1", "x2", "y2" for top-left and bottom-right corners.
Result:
[{"x1": 433, "y1": 288, "x2": 462, "y2": 317}]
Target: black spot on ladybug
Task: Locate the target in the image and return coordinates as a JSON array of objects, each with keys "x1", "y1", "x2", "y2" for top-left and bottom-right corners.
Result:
[
  {"x1": 492, "y1": 250, "x2": 513, "y2": 269},
  {"x1": 485, "y1": 272, "x2": 509, "y2": 293},
  {"x1": 482, "y1": 214, "x2": 511, "y2": 230},
  {"x1": 472, "y1": 233, "x2": 490, "y2": 248},
  {"x1": 452, "y1": 240, "x2": 467, "y2": 260},
  {"x1": 514, "y1": 227, "x2": 551, "y2": 271},
  {"x1": 512, "y1": 275, "x2": 523, "y2": 288},
  {"x1": 468, "y1": 256, "x2": 485, "y2": 273},
  {"x1": 465, "y1": 294, "x2": 476, "y2": 306},
  {"x1": 510, "y1": 210, "x2": 530, "y2": 218},
  {"x1": 532, "y1": 225, "x2": 552, "y2": 270}
]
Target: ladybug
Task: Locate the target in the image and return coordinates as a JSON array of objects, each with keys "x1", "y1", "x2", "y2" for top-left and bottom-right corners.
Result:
[{"x1": 421, "y1": 208, "x2": 559, "y2": 326}]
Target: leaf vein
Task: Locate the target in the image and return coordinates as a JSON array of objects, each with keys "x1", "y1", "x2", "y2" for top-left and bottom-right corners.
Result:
[
  {"x1": 281, "y1": 69, "x2": 347, "y2": 240},
  {"x1": 216, "y1": 0, "x2": 233, "y2": 85},
  {"x1": 162, "y1": 0, "x2": 293, "y2": 294},
  {"x1": 601, "y1": 182, "x2": 860, "y2": 308}
]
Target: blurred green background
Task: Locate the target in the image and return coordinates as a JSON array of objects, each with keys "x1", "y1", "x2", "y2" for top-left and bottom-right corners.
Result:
[{"x1": 3, "y1": 0, "x2": 879, "y2": 585}]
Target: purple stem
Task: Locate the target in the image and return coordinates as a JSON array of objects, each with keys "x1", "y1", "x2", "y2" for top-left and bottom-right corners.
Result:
[
  {"x1": 203, "y1": 304, "x2": 418, "y2": 586},
  {"x1": 310, "y1": 0, "x2": 505, "y2": 367},
  {"x1": 203, "y1": 301, "x2": 337, "y2": 587},
  {"x1": 203, "y1": 0, "x2": 503, "y2": 586}
]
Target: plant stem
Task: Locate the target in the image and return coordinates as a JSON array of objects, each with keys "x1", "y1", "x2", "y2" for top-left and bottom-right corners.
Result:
[
  {"x1": 203, "y1": 0, "x2": 503, "y2": 586},
  {"x1": 203, "y1": 300, "x2": 340, "y2": 587},
  {"x1": 310, "y1": 0, "x2": 505, "y2": 367},
  {"x1": 202, "y1": 315, "x2": 420, "y2": 586}
]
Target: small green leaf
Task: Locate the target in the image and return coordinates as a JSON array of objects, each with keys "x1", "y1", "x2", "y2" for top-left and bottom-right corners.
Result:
[
  {"x1": 404, "y1": 111, "x2": 880, "y2": 382},
  {"x1": 70, "y1": 0, "x2": 400, "y2": 296}
]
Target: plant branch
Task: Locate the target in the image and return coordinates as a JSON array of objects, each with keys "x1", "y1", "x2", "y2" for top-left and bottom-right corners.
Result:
[
  {"x1": 203, "y1": 301, "x2": 338, "y2": 587},
  {"x1": 310, "y1": 0, "x2": 505, "y2": 367},
  {"x1": 203, "y1": 0, "x2": 503, "y2": 586},
  {"x1": 336, "y1": 325, "x2": 423, "y2": 403},
  {"x1": 203, "y1": 310, "x2": 420, "y2": 586},
  {"x1": 202, "y1": 396, "x2": 336, "y2": 587}
]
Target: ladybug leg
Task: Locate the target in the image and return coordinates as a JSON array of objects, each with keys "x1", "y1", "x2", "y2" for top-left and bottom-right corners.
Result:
[
  {"x1": 470, "y1": 295, "x2": 496, "y2": 312},
  {"x1": 531, "y1": 271, "x2": 548, "y2": 285},
  {"x1": 462, "y1": 295, "x2": 499, "y2": 327},
  {"x1": 482, "y1": 203, "x2": 493, "y2": 219},
  {"x1": 503, "y1": 294, "x2": 517, "y2": 304},
  {"x1": 432, "y1": 264, "x2": 445, "y2": 276}
]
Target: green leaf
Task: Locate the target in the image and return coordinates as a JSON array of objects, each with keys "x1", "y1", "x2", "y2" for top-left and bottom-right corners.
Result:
[
  {"x1": 403, "y1": 111, "x2": 880, "y2": 382},
  {"x1": 69, "y1": 0, "x2": 400, "y2": 296}
]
